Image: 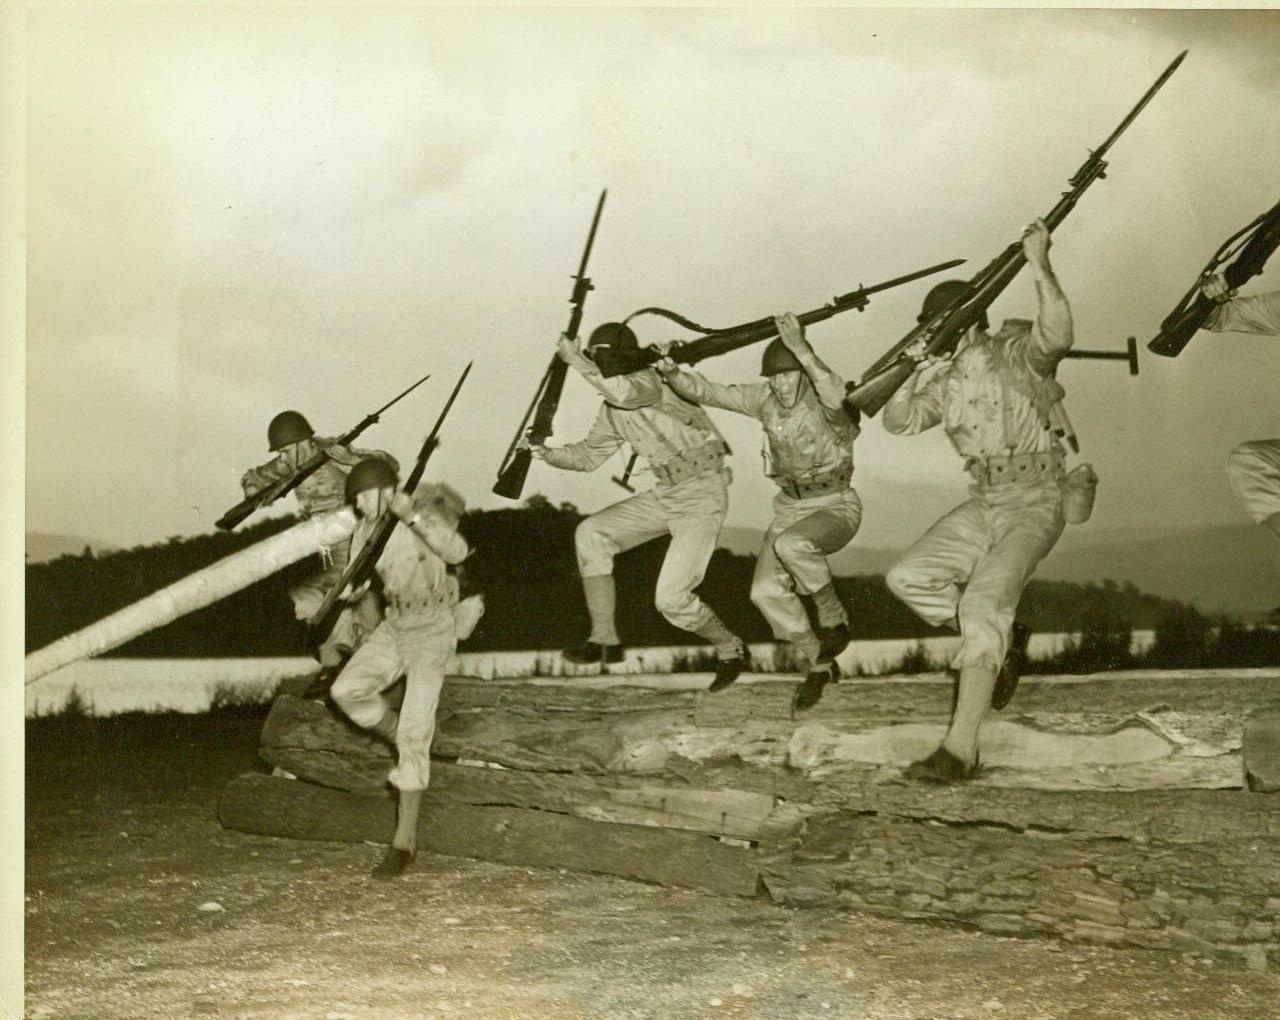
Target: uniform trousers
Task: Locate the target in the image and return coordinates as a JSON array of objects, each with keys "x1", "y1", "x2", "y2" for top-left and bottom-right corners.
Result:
[
  {"x1": 330, "y1": 609, "x2": 454, "y2": 791},
  {"x1": 1227, "y1": 439, "x2": 1280, "y2": 524},
  {"x1": 886, "y1": 480, "x2": 1064, "y2": 672},
  {"x1": 574, "y1": 470, "x2": 733, "y2": 642},
  {"x1": 750, "y1": 488, "x2": 862, "y2": 656}
]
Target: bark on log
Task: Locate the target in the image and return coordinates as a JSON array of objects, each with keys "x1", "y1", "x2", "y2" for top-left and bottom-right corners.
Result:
[
  {"x1": 25, "y1": 510, "x2": 357, "y2": 684},
  {"x1": 219, "y1": 772, "x2": 762, "y2": 897}
]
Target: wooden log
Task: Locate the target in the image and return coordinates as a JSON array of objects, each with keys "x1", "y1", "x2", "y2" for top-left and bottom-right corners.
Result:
[
  {"x1": 755, "y1": 797, "x2": 1280, "y2": 961},
  {"x1": 1244, "y1": 705, "x2": 1280, "y2": 793},
  {"x1": 262, "y1": 676, "x2": 1250, "y2": 795},
  {"x1": 426, "y1": 762, "x2": 775, "y2": 840},
  {"x1": 218, "y1": 772, "x2": 762, "y2": 897},
  {"x1": 26, "y1": 511, "x2": 358, "y2": 685}
]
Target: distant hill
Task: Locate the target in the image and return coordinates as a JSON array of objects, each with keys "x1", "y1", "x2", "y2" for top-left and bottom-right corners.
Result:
[
  {"x1": 726, "y1": 521, "x2": 1279, "y2": 618},
  {"x1": 26, "y1": 532, "x2": 119, "y2": 563},
  {"x1": 1039, "y1": 523, "x2": 1279, "y2": 619}
]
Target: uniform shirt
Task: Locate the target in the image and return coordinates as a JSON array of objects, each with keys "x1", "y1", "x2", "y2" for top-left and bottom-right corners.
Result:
[
  {"x1": 350, "y1": 508, "x2": 468, "y2": 606},
  {"x1": 882, "y1": 281, "x2": 1074, "y2": 460},
  {"x1": 241, "y1": 438, "x2": 399, "y2": 517},
  {"x1": 665, "y1": 353, "x2": 857, "y2": 484},
  {"x1": 542, "y1": 365, "x2": 723, "y2": 473},
  {"x1": 1205, "y1": 290, "x2": 1280, "y2": 336}
]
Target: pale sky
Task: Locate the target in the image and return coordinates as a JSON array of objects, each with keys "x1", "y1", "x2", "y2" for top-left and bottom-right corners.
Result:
[{"x1": 22, "y1": 6, "x2": 1280, "y2": 552}]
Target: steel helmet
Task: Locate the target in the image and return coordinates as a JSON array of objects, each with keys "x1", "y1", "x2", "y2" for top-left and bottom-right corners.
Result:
[
  {"x1": 267, "y1": 411, "x2": 314, "y2": 451},
  {"x1": 918, "y1": 280, "x2": 969, "y2": 324},
  {"x1": 918, "y1": 279, "x2": 988, "y2": 331},
  {"x1": 760, "y1": 338, "x2": 803, "y2": 377},
  {"x1": 344, "y1": 458, "x2": 399, "y2": 504},
  {"x1": 587, "y1": 322, "x2": 638, "y2": 350}
]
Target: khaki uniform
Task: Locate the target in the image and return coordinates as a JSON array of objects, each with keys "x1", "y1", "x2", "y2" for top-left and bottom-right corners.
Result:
[
  {"x1": 666, "y1": 354, "x2": 861, "y2": 665},
  {"x1": 1205, "y1": 291, "x2": 1280, "y2": 524},
  {"x1": 542, "y1": 364, "x2": 740, "y2": 654},
  {"x1": 330, "y1": 500, "x2": 467, "y2": 792},
  {"x1": 241, "y1": 438, "x2": 398, "y2": 664},
  {"x1": 883, "y1": 283, "x2": 1073, "y2": 672}
]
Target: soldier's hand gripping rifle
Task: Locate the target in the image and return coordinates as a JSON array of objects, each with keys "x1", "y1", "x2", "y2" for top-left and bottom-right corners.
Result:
[
  {"x1": 589, "y1": 259, "x2": 966, "y2": 379},
  {"x1": 492, "y1": 190, "x2": 608, "y2": 500},
  {"x1": 216, "y1": 371, "x2": 432, "y2": 531},
  {"x1": 1146, "y1": 198, "x2": 1280, "y2": 357},
  {"x1": 307, "y1": 362, "x2": 473, "y2": 644},
  {"x1": 847, "y1": 51, "x2": 1187, "y2": 417}
]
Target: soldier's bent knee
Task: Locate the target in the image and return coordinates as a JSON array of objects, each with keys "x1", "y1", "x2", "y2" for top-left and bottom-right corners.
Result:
[{"x1": 885, "y1": 562, "x2": 913, "y2": 600}]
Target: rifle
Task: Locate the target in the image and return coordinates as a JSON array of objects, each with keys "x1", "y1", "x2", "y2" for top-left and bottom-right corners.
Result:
[
  {"x1": 847, "y1": 50, "x2": 1187, "y2": 417},
  {"x1": 217, "y1": 372, "x2": 432, "y2": 531},
  {"x1": 307, "y1": 362, "x2": 473, "y2": 644},
  {"x1": 1146, "y1": 199, "x2": 1280, "y2": 357},
  {"x1": 492, "y1": 190, "x2": 608, "y2": 500},
  {"x1": 590, "y1": 259, "x2": 966, "y2": 379}
]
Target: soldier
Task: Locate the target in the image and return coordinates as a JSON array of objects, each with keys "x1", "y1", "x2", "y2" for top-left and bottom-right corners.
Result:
[
  {"x1": 529, "y1": 324, "x2": 748, "y2": 690},
  {"x1": 1199, "y1": 276, "x2": 1280, "y2": 548},
  {"x1": 240, "y1": 411, "x2": 398, "y2": 674},
  {"x1": 882, "y1": 219, "x2": 1074, "y2": 782},
  {"x1": 658, "y1": 312, "x2": 861, "y2": 710},
  {"x1": 328, "y1": 459, "x2": 474, "y2": 879}
]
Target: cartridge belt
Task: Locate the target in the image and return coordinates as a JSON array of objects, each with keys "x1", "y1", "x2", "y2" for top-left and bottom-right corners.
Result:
[
  {"x1": 386, "y1": 590, "x2": 453, "y2": 618},
  {"x1": 775, "y1": 464, "x2": 853, "y2": 500},
  {"x1": 967, "y1": 450, "x2": 1065, "y2": 487},
  {"x1": 652, "y1": 441, "x2": 727, "y2": 487}
]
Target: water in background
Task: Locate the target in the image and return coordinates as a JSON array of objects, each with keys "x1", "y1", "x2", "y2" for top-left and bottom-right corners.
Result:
[{"x1": 25, "y1": 630, "x2": 1158, "y2": 717}]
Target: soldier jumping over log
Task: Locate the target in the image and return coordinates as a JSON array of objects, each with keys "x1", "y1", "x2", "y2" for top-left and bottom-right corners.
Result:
[
  {"x1": 1198, "y1": 277, "x2": 1280, "y2": 557},
  {"x1": 881, "y1": 220, "x2": 1083, "y2": 783},
  {"x1": 658, "y1": 312, "x2": 862, "y2": 710},
  {"x1": 328, "y1": 458, "x2": 474, "y2": 879},
  {"x1": 528, "y1": 324, "x2": 749, "y2": 690},
  {"x1": 240, "y1": 411, "x2": 398, "y2": 676}
]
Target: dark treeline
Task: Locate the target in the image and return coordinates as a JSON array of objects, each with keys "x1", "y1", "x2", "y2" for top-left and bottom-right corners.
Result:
[{"x1": 28, "y1": 497, "x2": 1207, "y2": 659}]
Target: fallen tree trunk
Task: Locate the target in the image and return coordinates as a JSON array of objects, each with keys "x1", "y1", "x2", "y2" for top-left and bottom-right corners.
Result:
[
  {"x1": 25, "y1": 510, "x2": 357, "y2": 685},
  {"x1": 219, "y1": 772, "x2": 763, "y2": 897}
]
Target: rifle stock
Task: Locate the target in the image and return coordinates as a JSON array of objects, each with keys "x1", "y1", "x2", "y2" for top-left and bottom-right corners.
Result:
[{"x1": 844, "y1": 360, "x2": 916, "y2": 418}]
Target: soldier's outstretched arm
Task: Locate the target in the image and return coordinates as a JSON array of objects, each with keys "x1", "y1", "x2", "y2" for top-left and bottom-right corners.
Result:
[
  {"x1": 1022, "y1": 219, "x2": 1074, "y2": 376},
  {"x1": 536, "y1": 403, "x2": 624, "y2": 473},
  {"x1": 658, "y1": 360, "x2": 766, "y2": 419},
  {"x1": 1201, "y1": 282, "x2": 1280, "y2": 336}
]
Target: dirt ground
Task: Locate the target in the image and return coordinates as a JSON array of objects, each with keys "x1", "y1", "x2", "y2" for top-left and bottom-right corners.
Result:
[{"x1": 25, "y1": 708, "x2": 1280, "y2": 1020}]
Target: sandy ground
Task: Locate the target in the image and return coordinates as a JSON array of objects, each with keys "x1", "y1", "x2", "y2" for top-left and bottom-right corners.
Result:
[{"x1": 25, "y1": 708, "x2": 1280, "y2": 1020}]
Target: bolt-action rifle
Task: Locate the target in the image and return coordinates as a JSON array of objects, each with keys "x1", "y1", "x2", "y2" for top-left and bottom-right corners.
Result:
[
  {"x1": 589, "y1": 259, "x2": 966, "y2": 380},
  {"x1": 307, "y1": 362, "x2": 473, "y2": 644},
  {"x1": 492, "y1": 190, "x2": 608, "y2": 500},
  {"x1": 217, "y1": 371, "x2": 432, "y2": 531},
  {"x1": 1146, "y1": 198, "x2": 1280, "y2": 357},
  {"x1": 846, "y1": 51, "x2": 1187, "y2": 417}
]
